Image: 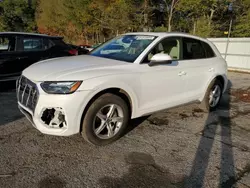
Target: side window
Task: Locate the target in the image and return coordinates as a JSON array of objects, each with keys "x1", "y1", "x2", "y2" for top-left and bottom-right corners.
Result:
[
  {"x1": 143, "y1": 37, "x2": 180, "y2": 63},
  {"x1": 182, "y1": 38, "x2": 206, "y2": 60},
  {"x1": 202, "y1": 41, "x2": 215, "y2": 58},
  {"x1": 50, "y1": 38, "x2": 69, "y2": 50},
  {"x1": 0, "y1": 36, "x2": 15, "y2": 52},
  {"x1": 23, "y1": 38, "x2": 44, "y2": 51},
  {"x1": 43, "y1": 39, "x2": 55, "y2": 50}
]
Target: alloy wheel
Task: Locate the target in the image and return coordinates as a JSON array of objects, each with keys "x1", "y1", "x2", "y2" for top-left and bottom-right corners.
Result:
[
  {"x1": 93, "y1": 104, "x2": 124, "y2": 139},
  {"x1": 209, "y1": 84, "x2": 222, "y2": 108}
]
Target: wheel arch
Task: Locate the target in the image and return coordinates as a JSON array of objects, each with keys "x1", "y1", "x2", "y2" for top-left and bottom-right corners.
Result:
[
  {"x1": 78, "y1": 87, "x2": 138, "y2": 133},
  {"x1": 200, "y1": 74, "x2": 228, "y2": 102},
  {"x1": 215, "y1": 74, "x2": 228, "y2": 92}
]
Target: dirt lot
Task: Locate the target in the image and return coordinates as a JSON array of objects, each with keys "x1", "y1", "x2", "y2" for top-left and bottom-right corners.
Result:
[{"x1": 0, "y1": 72, "x2": 250, "y2": 188}]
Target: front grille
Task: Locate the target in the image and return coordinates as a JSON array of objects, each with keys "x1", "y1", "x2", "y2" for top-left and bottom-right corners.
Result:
[
  {"x1": 18, "y1": 105, "x2": 34, "y2": 124},
  {"x1": 17, "y1": 76, "x2": 39, "y2": 112}
]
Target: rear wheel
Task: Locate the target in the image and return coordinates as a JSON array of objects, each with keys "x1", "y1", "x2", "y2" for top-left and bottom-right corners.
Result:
[
  {"x1": 201, "y1": 79, "x2": 223, "y2": 112},
  {"x1": 81, "y1": 93, "x2": 129, "y2": 146}
]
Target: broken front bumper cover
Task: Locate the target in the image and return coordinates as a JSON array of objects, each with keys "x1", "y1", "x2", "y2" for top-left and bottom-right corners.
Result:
[
  {"x1": 18, "y1": 102, "x2": 70, "y2": 136},
  {"x1": 18, "y1": 90, "x2": 92, "y2": 136}
]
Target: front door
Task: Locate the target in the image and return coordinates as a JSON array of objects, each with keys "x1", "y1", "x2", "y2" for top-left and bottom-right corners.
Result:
[{"x1": 138, "y1": 37, "x2": 187, "y2": 113}]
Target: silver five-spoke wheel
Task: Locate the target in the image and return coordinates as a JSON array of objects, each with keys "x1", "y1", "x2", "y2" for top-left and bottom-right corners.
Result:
[
  {"x1": 209, "y1": 84, "x2": 222, "y2": 108},
  {"x1": 94, "y1": 104, "x2": 124, "y2": 139},
  {"x1": 81, "y1": 93, "x2": 129, "y2": 145}
]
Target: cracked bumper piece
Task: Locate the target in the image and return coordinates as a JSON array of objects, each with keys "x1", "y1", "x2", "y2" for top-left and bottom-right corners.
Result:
[{"x1": 18, "y1": 90, "x2": 92, "y2": 136}]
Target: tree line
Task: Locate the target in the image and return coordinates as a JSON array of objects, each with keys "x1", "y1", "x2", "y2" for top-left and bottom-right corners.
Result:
[{"x1": 0, "y1": 0, "x2": 250, "y2": 44}]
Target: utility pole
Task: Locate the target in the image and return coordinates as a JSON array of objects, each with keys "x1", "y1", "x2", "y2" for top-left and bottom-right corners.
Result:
[{"x1": 224, "y1": 2, "x2": 233, "y2": 60}]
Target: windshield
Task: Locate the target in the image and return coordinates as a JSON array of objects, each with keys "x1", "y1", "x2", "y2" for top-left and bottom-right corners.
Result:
[{"x1": 90, "y1": 35, "x2": 157, "y2": 63}]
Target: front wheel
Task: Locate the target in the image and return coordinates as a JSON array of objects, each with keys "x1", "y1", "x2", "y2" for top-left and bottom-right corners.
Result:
[
  {"x1": 201, "y1": 79, "x2": 223, "y2": 112},
  {"x1": 81, "y1": 93, "x2": 129, "y2": 146}
]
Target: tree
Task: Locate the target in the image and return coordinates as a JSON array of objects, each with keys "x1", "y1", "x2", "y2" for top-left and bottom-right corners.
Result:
[
  {"x1": 3, "y1": 0, "x2": 250, "y2": 42},
  {"x1": 232, "y1": 0, "x2": 250, "y2": 37},
  {"x1": 36, "y1": 0, "x2": 82, "y2": 43},
  {"x1": 167, "y1": 0, "x2": 180, "y2": 32},
  {"x1": 0, "y1": 0, "x2": 36, "y2": 32}
]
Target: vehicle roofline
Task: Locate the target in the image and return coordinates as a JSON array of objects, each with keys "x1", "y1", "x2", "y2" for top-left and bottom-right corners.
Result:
[
  {"x1": 121, "y1": 32, "x2": 209, "y2": 42},
  {"x1": 0, "y1": 32, "x2": 63, "y2": 39}
]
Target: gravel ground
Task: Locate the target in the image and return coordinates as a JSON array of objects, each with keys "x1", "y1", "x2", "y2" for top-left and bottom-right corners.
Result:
[{"x1": 0, "y1": 72, "x2": 250, "y2": 188}]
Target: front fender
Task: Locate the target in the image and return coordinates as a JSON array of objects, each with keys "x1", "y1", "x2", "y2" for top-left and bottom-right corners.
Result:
[{"x1": 76, "y1": 76, "x2": 140, "y2": 128}]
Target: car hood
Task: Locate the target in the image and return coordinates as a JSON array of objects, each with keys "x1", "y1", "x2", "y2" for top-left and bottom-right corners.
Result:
[{"x1": 22, "y1": 55, "x2": 132, "y2": 81}]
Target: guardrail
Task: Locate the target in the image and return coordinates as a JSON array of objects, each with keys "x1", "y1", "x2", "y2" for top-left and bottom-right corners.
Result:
[{"x1": 208, "y1": 38, "x2": 250, "y2": 72}]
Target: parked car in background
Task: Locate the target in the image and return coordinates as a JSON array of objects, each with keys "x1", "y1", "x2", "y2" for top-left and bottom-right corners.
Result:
[
  {"x1": 68, "y1": 44, "x2": 89, "y2": 55},
  {"x1": 17, "y1": 32, "x2": 228, "y2": 146},
  {"x1": 91, "y1": 43, "x2": 102, "y2": 50},
  {"x1": 78, "y1": 44, "x2": 93, "y2": 51},
  {"x1": 0, "y1": 32, "x2": 77, "y2": 81}
]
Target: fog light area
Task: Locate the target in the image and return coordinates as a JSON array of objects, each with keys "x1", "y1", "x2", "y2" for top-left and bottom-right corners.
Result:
[{"x1": 41, "y1": 108, "x2": 67, "y2": 128}]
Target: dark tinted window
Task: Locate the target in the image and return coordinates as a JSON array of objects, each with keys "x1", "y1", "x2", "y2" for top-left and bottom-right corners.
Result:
[
  {"x1": 43, "y1": 39, "x2": 55, "y2": 50},
  {"x1": 0, "y1": 36, "x2": 15, "y2": 52},
  {"x1": 202, "y1": 41, "x2": 215, "y2": 58},
  {"x1": 182, "y1": 38, "x2": 206, "y2": 60},
  {"x1": 50, "y1": 38, "x2": 71, "y2": 50},
  {"x1": 51, "y1": 38, "x2": 67, "y2": 46},
  {"x1": 23, "y1": 38, "x2": 44, "y2": 51}
]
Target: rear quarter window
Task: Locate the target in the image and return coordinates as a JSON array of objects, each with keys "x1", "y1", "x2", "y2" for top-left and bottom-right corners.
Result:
[
  {"x1": 202, "y1": 41, "x2": 216, "y2": 58},
  {"x1": 50, "y1": 38, "x2": 71, "y2": 50},
  {"x1": 182, "y1": 38, "x2": 206, "y2": 60}
]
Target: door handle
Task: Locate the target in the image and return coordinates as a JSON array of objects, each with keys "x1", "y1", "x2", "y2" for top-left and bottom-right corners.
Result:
[
  {"x1": 178, "y1": 71, "x2": 187, "y2": 76},
  {"x1": 209, "y1": 68, "x2": 214, "y2": 72},
  {"x1": 17, "y1": 57, "x2": 28, "y2": 60}
]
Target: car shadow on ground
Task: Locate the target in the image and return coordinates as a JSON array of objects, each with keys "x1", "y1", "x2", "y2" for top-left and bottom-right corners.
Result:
[
  {"x1": 0, "y1": 80, "x2": 17, "y2": 92},
  {"x1": 98, "y1": 152, "x2": 185, "y2": 188},
  {"x1": 123, "y1": 115, "x2": 150, "y2": 136},
  {"x1": 0, "y1": 81, "x2": 23, "y2": 126},
  {"x1": 184, "y1": 80, "x2": 236, "y2": 187},
  {"x1": 98, "y1": 80, "x2": 237, "y2": 188},
  {"x1": 38, "y1": 175, "x2": 67, "y2": 188}
]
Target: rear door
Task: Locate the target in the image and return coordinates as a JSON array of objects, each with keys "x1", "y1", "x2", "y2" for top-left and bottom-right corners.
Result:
[
  {"x1": 0, "y1": 35, "x2": 21, "y2": 78},
  {"x1": 16, "y1": 36, "x2": 46, "y2": 71},
  {"x1": 179, "y1": 37, "x2": 217, "y2": 101}
]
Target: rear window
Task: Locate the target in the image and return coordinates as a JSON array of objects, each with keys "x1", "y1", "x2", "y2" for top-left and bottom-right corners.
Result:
[{"x1": 0, "y1": 36, "x2": 15, "y2": 52}]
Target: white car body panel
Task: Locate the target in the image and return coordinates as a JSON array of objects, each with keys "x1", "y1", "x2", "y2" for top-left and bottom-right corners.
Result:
[
  {"x1": 137, "y1": 61, "x2": 186, "y2": 112},
  {"x1": 17, "y1": 32, "x2": 228, "y2": 136}
]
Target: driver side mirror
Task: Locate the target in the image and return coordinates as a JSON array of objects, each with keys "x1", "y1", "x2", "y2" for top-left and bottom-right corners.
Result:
[{"x1": 148, "y1": 53, "x2": 173, "y2": 67}]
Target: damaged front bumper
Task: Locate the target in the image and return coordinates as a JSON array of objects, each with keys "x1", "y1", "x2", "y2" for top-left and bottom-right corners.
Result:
[{"x1": 18, "y1": 89, "x2": 92, "y2": 136}]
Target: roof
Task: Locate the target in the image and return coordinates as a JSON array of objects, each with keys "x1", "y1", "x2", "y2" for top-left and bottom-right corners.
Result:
[
  {"x1": 0, "y1": 32, "x2": 62, "y2": 38},
  {"x1": 123, "y1": 32, "x2": 207, "y2": 41}
]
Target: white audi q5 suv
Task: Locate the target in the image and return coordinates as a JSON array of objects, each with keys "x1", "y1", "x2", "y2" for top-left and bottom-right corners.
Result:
[{"x1": 17, "y1": 32, "x2": 228, "y2": 145}]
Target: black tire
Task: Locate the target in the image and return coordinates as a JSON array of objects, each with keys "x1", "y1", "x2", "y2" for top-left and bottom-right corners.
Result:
[
  {"x1": 81, "y1": 93, "x2": 129, "y2": 146},
  {"x1": 201, "y1": 79, "x2": 223, "y2": 112}
]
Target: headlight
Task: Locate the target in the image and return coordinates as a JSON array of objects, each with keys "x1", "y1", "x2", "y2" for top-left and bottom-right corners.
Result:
[{"x1": 41, "y1": 81, "x2": 82, "y2": 94}]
